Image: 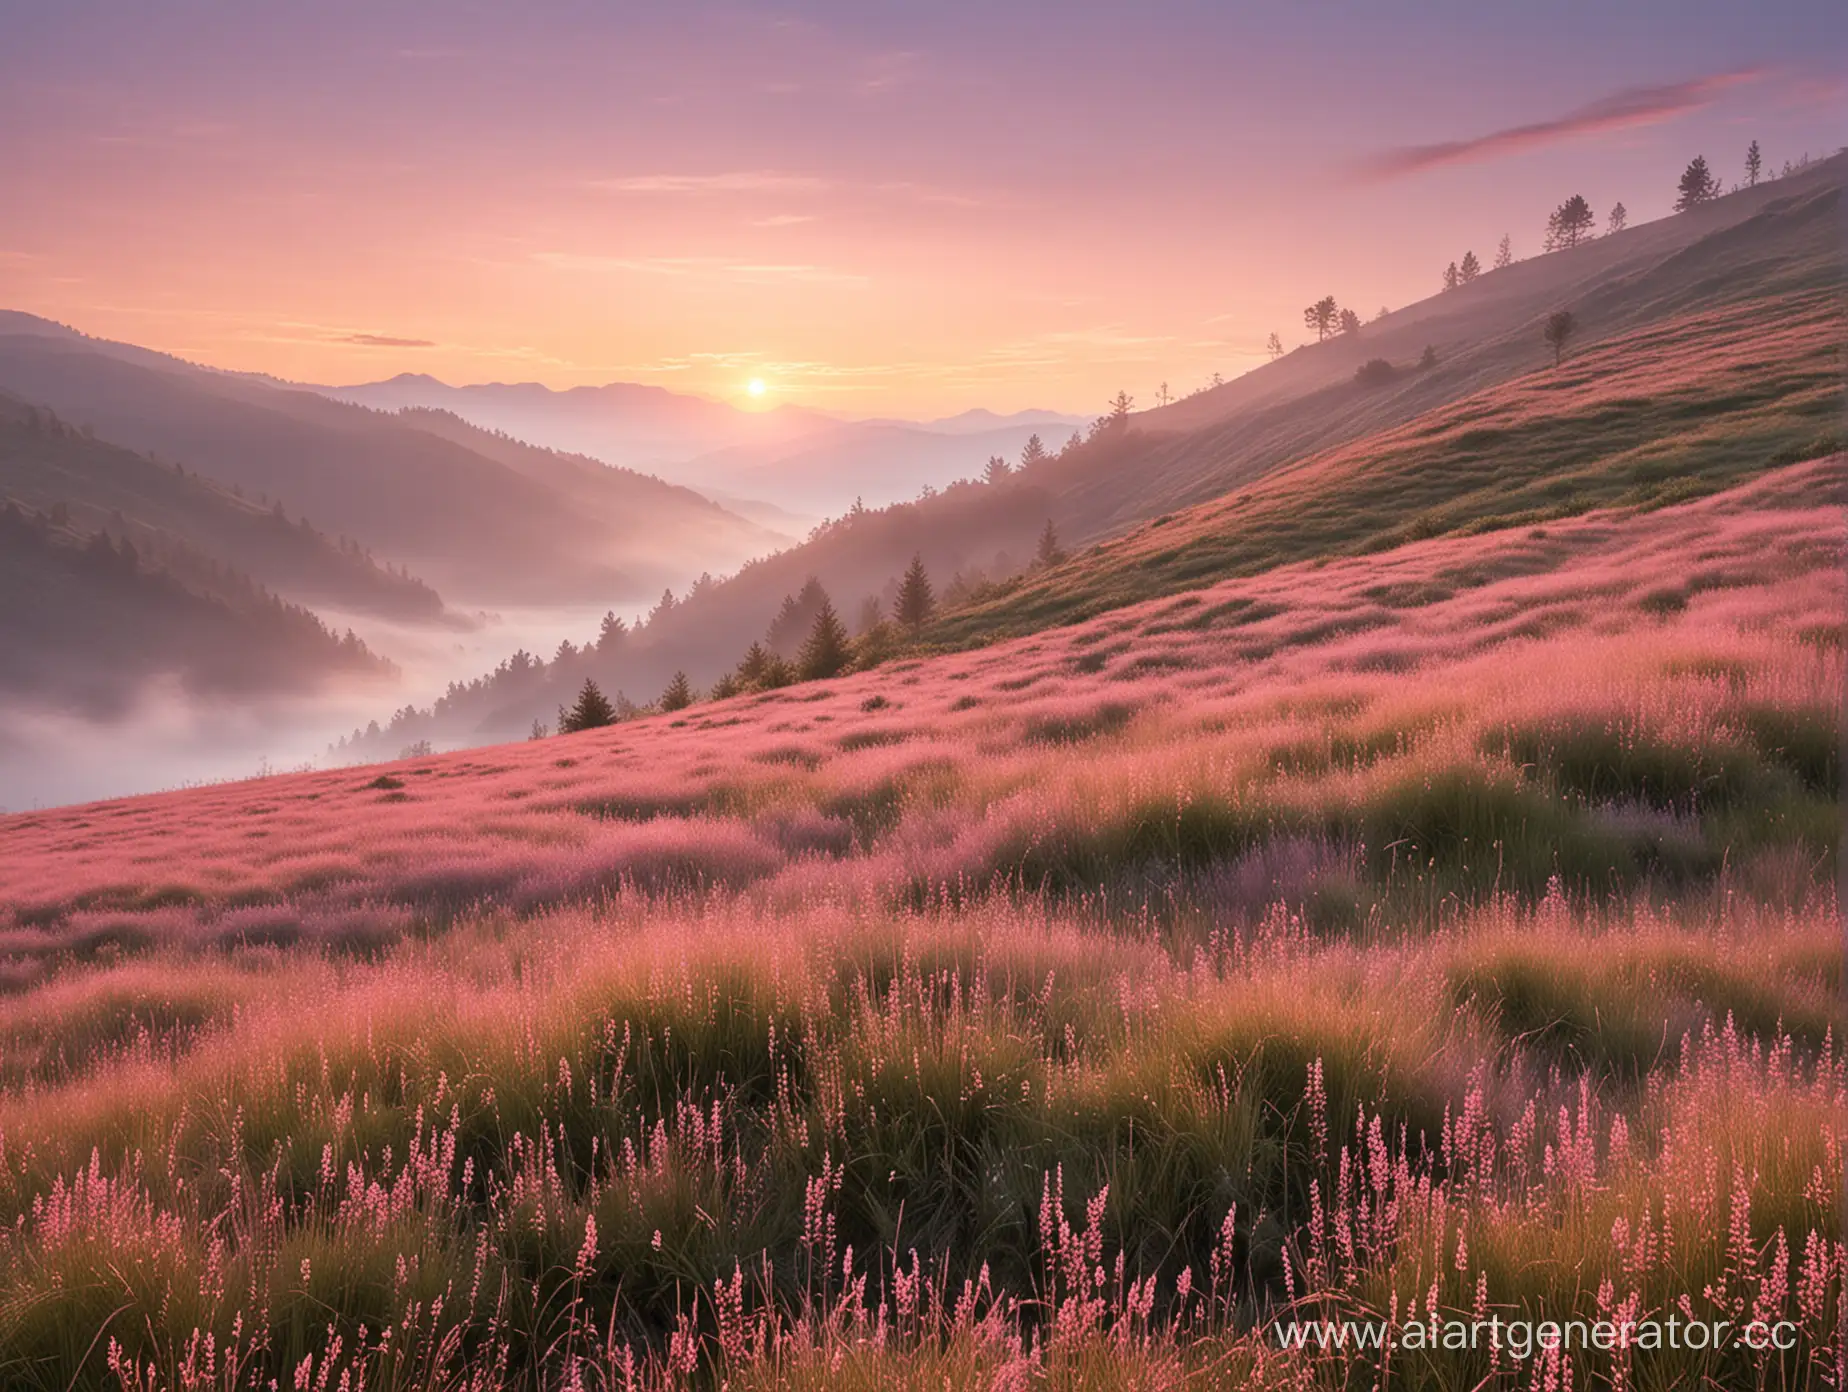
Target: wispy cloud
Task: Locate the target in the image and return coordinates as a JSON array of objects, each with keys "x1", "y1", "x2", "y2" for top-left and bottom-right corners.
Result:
[
  {"x1": 533, "y1": 251, "x2": 867, "y2": 286},
  {"x1": 339, "y1": 332, "x2": 436, "y2": 348},
  {"x1": 1352, "y1": 69, "x2": 1764, "y2": 181},
  {"x1": 753, "y1": 213, "x2": 817, "y2": 227},
  {"x1": 588, "y1": 171, "x2": 828, "y2": 195}
]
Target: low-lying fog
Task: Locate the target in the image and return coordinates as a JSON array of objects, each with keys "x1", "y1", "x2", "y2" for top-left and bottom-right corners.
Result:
[{"x1": 0, "y1": 599, "x2": 634, "y2": 812}]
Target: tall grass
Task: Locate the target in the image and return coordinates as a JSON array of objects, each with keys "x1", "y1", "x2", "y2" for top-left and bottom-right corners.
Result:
[{"x1": 0, "y1": 460, "x2": 1840, "y2": 1388}]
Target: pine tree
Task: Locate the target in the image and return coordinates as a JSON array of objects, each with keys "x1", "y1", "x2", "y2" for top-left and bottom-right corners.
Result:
[
  {"x1": 1303, "y1": 297, "x2": 1339, "y2": 341},
  {"x1": 983, "y1": 454, "x2": 1012, "y2": 486},
  {"x1": 1036, "y1": 518, "x2": 1065, "y2": 567},
  {"x1": 1543, "y1": 309, "x2": 1577, "y2": 368},
  {"x1": 1494, "y1": 234, "x2": 1512, "y2": 269},
  {"x1": 597, "y1": 611, "x2": 628, "y2": 652},
  {"x1": 1543, "y1": 195, "x2": 1594, "y2": 251},
  {"x1": 1338, "y1": 308, "x2": 1362, "y2": 335},
  {"x1": 797, "y1": 597, "x2": 850, "y2": 681},
  {"x1": 1443, "y1": 262, "x2": 1460, "y2": 291},
  {"x1": 1266, "y1": 331, "x2": 1284, "y2": 360},
  {"x1": 1675, "y1": 156, "x2": 1718, "y2": 211},
  {"x1": 1019, "y1": 433, "x2": 1047, "y2": 468},
  {"x1": 559, "y1": 678, "x2": 617, "y2": 732},
  {"x1": 895, "y1": 553, "x2": 934, "y2": 629},
  {"x1": 1107, "y1": 390, "x2": 1134, "y2": 426},
  {"x1": 659, "y1": 671, "x2": 694, "y2": 712},
  {"x1": 736, "y1": 641, "x2": 770, "y2": 686},
  {"x1": 1458, "y1": 251, "x2": 1481, "y2": 283},
  {"x1": 1745, "y1": 140, "x2": 1761, "y2": 188},
  {"x1": 1607, "y1": 202, "x2": 1627, "y2": 234}
]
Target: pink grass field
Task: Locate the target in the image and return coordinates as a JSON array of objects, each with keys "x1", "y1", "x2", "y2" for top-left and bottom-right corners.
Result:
[{"x1": 0, "y1": 457, "x2": 1842, "y2": 1389}]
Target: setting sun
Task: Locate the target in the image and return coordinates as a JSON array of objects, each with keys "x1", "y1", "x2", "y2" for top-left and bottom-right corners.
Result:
[{"x1": 746, "y1": 378, "x2": 767, "y2": 398}]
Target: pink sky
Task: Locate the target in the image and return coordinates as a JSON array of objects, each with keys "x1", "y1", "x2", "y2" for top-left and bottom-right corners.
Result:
[{"x1": 1, "y1": 3, "x2": 1840, "y2": 416}]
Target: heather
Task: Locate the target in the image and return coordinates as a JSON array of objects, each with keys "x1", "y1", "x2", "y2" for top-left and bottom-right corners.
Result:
[{"x1": 0, "y1": 459, "x2": 1842, "y2": 1388}]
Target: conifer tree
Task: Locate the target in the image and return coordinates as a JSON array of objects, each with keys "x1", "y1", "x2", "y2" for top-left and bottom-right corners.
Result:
[
  {"x1": 1458, "y1": 250, "x2": 1481, "y2": 283},
  {"x1": 1745, "y1": 139, "x2": 1761, "y2": 188},
  {"x1": 895, "y1": 553, "x2": 935, "y2": 629},
  {"x1": 1019, "y1": 433, "x2": 1047, "y2": 468},
  {"x1": 659, "y1": 671, "x2": 694, "y2": 712},
  {"x1": 1036, "y1": 518, "x2": 1065, "y2": 567},
  {"x1": 797, "y1": 597, "x2": 850, "y2": 681},
  {"x1": 1543, "y1": 308, "x2": 1578, "y2": 368},
  {"x1": 1675, "y1": 155, "x2": 1718, "y2": 211},
  {"x1": 559, "y1": 678, "x2": 617, "y2": 732},
  {"x1": 1494, "y1": 234, "x2": 1512, "y2": 269}
]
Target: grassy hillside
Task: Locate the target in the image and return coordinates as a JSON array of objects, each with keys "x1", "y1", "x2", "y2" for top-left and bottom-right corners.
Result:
[
  {"x1": 347, "y1": 161, "x2": 1844, "y2": 751},
  {"x1": 0, "y1": 391, "x2": 446, "y2": 622},
  {"x1": 0, "y1": 458, "x2": 1838, "y2": 1387},
  {"x1": 0, "y1": 323, "x2": 766, "y2": 605},
  {"x1": 1050, "y1": 158, "x2": 1845, "y2": 537},
  {"x1": 928, "y1": 278, "x2": 1841, "y2": 647},
  {"x1": 0, "y1": 503, "x2": 394, "y2": 713}
]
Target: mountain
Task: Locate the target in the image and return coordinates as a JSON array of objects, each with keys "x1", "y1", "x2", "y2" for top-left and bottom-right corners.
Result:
[
  {"x1": 670, "y1": 416, "x2": 1081, "y2": 515},
  {"x1": 0, "y1": 496, "x2": 393, "y2": 718},
  {"x1": 1044, "y1": 155, "x2": 1848, "y2": 541},
  {"x1": 317, "y1": 374, "x2": 1084, "y2": 516},
  {"x1": 336, "y1": 155, "x2": 1846, "y2": 756},
  {"x1": 0, "y1": 389, "x2": 446, "y2": 623},
  {"x1": 0, "y1": 322, "x2": 776, "y2": 606}
]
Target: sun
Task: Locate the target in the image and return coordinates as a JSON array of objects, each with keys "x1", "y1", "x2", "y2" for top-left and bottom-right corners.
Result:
[{"x1": 746, "y1": 378, "x2": 767, "y2": 398}]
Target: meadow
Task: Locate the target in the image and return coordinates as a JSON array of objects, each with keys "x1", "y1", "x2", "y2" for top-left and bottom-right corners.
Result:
[{"x1": 0, "y1": 456, "x2": 1842, "y2": 1388}]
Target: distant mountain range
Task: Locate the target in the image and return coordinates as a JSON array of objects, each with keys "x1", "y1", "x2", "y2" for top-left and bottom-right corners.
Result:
[
  {"x1": 316, "y1": 373, "x2": 1086, "y2": 516},
  {"x1": 0, "y1": 314, "x2": 783, "y2": 606}
]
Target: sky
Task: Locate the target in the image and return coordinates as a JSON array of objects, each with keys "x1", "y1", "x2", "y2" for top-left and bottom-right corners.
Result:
[{"x1": 1, "y1": 1, "x2": 1841, "y2": 417}]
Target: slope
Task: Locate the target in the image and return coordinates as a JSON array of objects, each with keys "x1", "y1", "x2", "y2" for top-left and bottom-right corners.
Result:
[
  {"x1": 0, "y1": 324, "x2": 766, "y2": 605},
  {"x1": 0, "y1": 391, "x2": 446, "y2": 623}
]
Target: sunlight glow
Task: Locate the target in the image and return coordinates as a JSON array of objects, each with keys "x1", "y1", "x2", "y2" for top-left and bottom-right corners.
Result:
[{"x1": 746, "y1": 378, "x2": 767, "y2": 398}]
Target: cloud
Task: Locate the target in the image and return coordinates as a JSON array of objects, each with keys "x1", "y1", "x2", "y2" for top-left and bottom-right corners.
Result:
[
  {"x1": 589, "y1": 171, "x2": 829, "y2": 195},
  {"x1": 1353, "y1": 69, "x2": 1764, "y2": 181},
  {"x1": 338, "y1": 333, "x2": 437, "y2": 348},
  {"x1": 533, "y1": 251, "x2": 867, "y2": 286}
]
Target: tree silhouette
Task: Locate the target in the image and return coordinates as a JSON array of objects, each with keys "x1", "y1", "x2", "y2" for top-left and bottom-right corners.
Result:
[
  {"x1": 1745, "y1": 140, "x2": 1761, "y2": 188},
  {"x1": 596, "y1": 611, "x2": 627, "y2": 652},
  {"x1": 1494, "y1": 234, "x2": 1512, "y2": 269},
  {"x1": 1036, "y1": 518, "x2": 1065, "y2": 567},
  {"x1": 1458, "y1": 251, "x2": 1481, "y2": 284},
  {"x1": 1675, "y1": 156, "x2": 1718, "y2": 211},
  {"x1": 1543, "y1": 309, "x2": 1578, "y2": 368},
  {"x1": 1419, "y1": 345, "x2": 1438, "y2": 370},
  {"x1": 1544, "y1": 196, "x2": 1594, "y2": 251},
  {"x1": 1107, "y1": 390, "x2": 1134, "y2": 426},
  {"x1": 797, "y1": 598, "x2": 851, "y2": 681},
  {"x1": 1442, "y1": 262, "x2": 1459, "y2": 291},
  {"x1": 1266, "y1": 332, "x2": 1285, "y2": 360},
  {"x1": 1019, "y1": 433, "x2": 1047, "y2": 468},
  {"x1": 558, "y1": 678, "x2": 617, "y2": 732},
  {"x1": 1607, "y1": 202, "x2": 1627, "y2": 234},
  {"x1": 983, "y1": 454, "x2": 1012, "y2": 486},
  {"x1": 895, "y1": 552, "x2": 935, "y2": 629},
  {"x1": 1303, "y1": 296, "x2": 1339, "y2": 341},
  {"x1": 1338, "y1": 308, "x2": 1362, "y2": 335},
  {"x1": 659, "y1": 671, "x2": 694, "y2": 712}
]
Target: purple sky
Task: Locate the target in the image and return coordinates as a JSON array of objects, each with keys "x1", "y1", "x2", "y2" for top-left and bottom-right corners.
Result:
[{"x1": 1, "y1": 0, "x2": 1840, "y2": 413}]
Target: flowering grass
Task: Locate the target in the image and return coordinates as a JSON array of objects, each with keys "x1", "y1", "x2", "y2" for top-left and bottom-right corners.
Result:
[{"x1": 0, "y1": 457, "x2": 1841, "y2": 1388}]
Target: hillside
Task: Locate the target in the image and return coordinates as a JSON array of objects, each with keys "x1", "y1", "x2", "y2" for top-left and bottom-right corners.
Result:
[
  {"x1": 337, "y1": 161, "x2": 1845, "y2": 753},
  {"x1": 321, "y1": 374, "x2": 1085, "y2": 516},
  {"x1": 0, "y1": 454, "x2": 1836, "y2": 1386},
  {"x1": 1054, "y1": 155, "x2": 1847, "y2": 536},
  {"x1": 0, "y1": 321, "x2": 771, "y2": 606},
  {"x1": 0, "y1": 501, "x2": 393, "y2": 716},
  {"x1": 0, "y1": 391, "x2": 447, "y2": 623},
  {"x1": 930, "y1": 274, "x2": 1842, "y2": 646}
]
